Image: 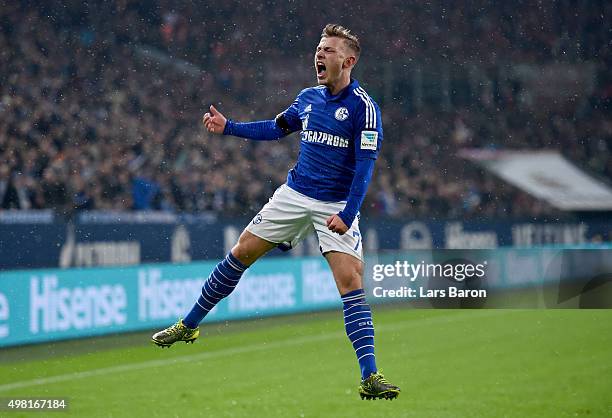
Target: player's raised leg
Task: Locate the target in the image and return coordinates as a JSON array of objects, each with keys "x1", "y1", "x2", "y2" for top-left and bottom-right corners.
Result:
[
  {"x1": 152, "y1": 183, "x2": 310, "y2": 347},
  {"x1": 324, "y1": 251, "x2": 400, "y2": 400},
  {"x1": 151, "y1": 231, "x2": 276, "y2": 347}
]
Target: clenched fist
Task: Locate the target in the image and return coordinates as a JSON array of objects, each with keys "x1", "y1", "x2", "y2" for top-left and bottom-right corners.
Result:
[
  {"x1": 326, "y1": 214, "x2": 349, "y2": 235},
  {"x1": 202, "y1": 105, "x2": 227, "y2": 134}
]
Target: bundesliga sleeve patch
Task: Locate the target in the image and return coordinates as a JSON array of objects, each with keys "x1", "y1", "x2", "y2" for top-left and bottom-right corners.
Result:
[{"x1": 360, "y1": 131, "x2": 378, "y2": 151}]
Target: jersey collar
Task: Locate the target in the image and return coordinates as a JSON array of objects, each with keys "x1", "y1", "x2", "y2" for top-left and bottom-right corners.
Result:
[{"x1": 322, "y1": 79, "x2": 360, "y2": 102}]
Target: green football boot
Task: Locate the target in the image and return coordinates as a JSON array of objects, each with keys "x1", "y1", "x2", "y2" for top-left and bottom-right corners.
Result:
[
  {"x1": 151, "y1": 319, "x2": 199, "y2": 348},
  {"x1": 359, "y1": 372, "x2": 400, "y2": 400}
]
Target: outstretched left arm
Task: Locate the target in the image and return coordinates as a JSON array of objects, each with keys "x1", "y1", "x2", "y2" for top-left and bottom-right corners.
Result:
[
  {"x1": 223, "y1": 119, "x2": 288, "y2": 141},
  {"x1": 203, "y1": 92, "x2": 303, "y2": 140}
]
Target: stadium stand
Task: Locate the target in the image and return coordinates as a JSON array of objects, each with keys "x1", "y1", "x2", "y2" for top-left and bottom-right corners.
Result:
[{"x1": 1, "y1": 0, "x2": 610, "y2": 220}]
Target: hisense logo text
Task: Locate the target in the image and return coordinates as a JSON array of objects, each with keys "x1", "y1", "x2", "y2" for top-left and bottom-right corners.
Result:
[
  {"x1": 29, "y1": 276, "x2": 127, "y2": 333},
  {"x1": 138, "y1": 269, "x2": 207, "y2": 320}
]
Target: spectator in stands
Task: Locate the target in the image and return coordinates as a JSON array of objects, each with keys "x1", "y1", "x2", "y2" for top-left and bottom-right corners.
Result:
[{"x1": 0, "y1": 0, "x2": 609, "y2": 222}]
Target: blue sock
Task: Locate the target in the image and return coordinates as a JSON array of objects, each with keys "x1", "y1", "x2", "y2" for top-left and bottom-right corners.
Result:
[
  {"x1": 342, "y1": 289, "x2": 377, "y2": 380},
  {"x1": 183, "y1": 252, "x2": 247, "y2": 328}
]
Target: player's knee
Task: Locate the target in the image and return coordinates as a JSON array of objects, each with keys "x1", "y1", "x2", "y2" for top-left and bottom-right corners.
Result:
[
  {"x1": 354, "y1": 260, "x2": 364, "y2": 278},
  {"x1": 337, "y1": 262, "x2": 364, "y2": 294},
  {"x1": 230, "y1": 241, "x2": 254, "y2": 266},
  {"x1": 231, "y1": 230, "x2": 273, "y2": 266}
]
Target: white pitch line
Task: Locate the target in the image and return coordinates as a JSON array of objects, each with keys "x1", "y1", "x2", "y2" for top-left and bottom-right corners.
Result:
[
  {"x1": 0, "y1": 309, "x2": 504, "y2": 393},
  {"x1": 0, "y1": 332, "x2": 337, "y2": 393}
]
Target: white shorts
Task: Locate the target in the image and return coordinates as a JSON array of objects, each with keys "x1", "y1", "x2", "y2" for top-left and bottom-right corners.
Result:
[{"x1": 246, "y1": 184, "x2": 363, "y2": 261}]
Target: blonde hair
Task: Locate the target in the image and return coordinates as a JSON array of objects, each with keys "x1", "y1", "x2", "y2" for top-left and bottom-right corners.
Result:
[{"x1": 321, "y1": 24, "x2": 361, "y2": 59}]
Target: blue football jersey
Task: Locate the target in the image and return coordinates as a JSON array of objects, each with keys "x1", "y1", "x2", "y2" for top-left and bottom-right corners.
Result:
[{"x1": 280, "y1": 79, "x2": 383, "y2": 202}]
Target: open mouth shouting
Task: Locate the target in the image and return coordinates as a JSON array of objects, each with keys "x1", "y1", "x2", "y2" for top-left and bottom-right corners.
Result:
[{"x1": 316, "y1": 61, "x2": 327, "y2": 79}]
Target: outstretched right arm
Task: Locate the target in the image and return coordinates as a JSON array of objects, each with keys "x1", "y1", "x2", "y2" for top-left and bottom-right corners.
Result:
[{"x1": 202, "y1": 101, "x2": 300, "y2": 141}]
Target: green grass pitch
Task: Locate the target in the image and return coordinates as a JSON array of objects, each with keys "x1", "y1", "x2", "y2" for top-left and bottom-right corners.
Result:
[{"x1": 0, "y1": 308, "x2": 610, "y2": 417}]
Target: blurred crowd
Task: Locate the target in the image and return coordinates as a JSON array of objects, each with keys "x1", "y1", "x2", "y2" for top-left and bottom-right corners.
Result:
[{"x1": 0, "y1": 0, "x2": 610, "y2": 220}]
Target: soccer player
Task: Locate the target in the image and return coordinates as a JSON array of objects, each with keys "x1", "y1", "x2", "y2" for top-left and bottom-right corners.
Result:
[{"x1": 152, "y1": 24, "x2": 400, "y2": 401}]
